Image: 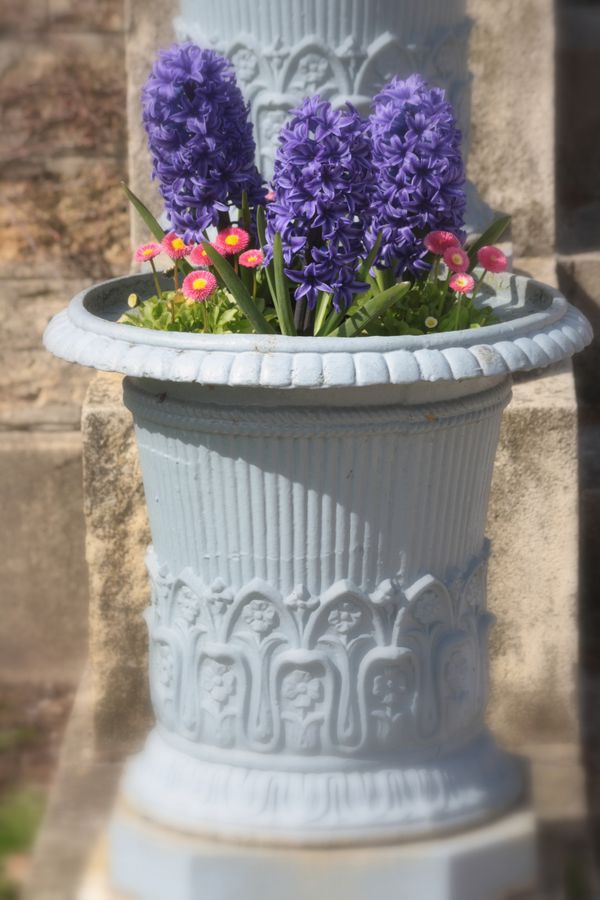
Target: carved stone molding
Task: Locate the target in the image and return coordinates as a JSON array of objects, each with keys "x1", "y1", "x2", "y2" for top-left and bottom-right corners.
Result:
[
  {"x1": 121, "y1": 544, "x2": 523, "y2": 842},
  {"x1": 144, "y1": 546, "x2": 493, "y2": 759},
  {"x1": 176, "y1": 6, "x2": 472, "y2": 178}
]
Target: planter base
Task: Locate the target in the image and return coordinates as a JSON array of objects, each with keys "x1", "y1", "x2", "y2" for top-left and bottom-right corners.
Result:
[
  {"x1": 122, "y1": 728, "x2": 524, "y2": 846},
  {"x1": 105, "y1": 801, "x2": 537, "y2": 900}
]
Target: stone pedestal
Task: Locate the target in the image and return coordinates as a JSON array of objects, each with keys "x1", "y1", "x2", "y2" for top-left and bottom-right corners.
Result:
[{"x1": 77, "y1": 803, "x2": 537, "y2": 900}]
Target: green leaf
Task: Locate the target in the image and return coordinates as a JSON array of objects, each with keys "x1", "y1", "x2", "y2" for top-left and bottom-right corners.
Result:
[
  {"x1": 272, "y1": 233, "x2": 297, "y2": 336},
  {"x1": 121, "y1": 182, "x2": 165, "y2": 242},
  {"x1": 256, "y1": 204, "x2": 267, "y2": 247},
  {"x1": 320, "y1": 305, "x2": 347, "y2": 337},
  {"x1": 313, "y1": 291, "x2": 332, "y2": 336},
  {"x1": 329, "y1": 282, "x2": 411, "y2": 338},
  {"x1": 202, "y1": 242, "x2": 275, "y2": 334},
  {"x1": 255, "y1": 205, "x2": 278, "y2": 308},
  {"x1": 240, "y1": 190, "x2": 252, "y2": 232},
  {"x1": 357, "y1": 233, "x2": 382, "y2": 282},
  {"x1": 467, "y1": 215, "x2": 511, "y2": 267}
]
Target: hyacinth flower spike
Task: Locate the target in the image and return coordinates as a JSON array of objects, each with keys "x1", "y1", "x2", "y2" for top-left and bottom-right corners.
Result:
[{"x1": 142, "y1": 43, "x2": 266, "y2": 241}]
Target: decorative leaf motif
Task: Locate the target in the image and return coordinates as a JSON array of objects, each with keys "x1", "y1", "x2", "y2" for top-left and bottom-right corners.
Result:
[{"x1": 144, "y1": 549, "x2": 492, "y2": 754}]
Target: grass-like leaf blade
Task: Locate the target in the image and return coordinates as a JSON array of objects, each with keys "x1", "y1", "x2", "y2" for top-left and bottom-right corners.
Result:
[
  {"x1": 121, "y1": 181, "x2": 165, "y2": 242},
  {"x1": 357, "y1": 233, "x2": 382, "y2": 282},
  {"x1": 272, "y1": 233, "x2": 296, "y2": 336},
  {"x1": 202, "y1": 242, "x2": 275, "y2": 334},
  {"x1": 329, "y1": 281, "x2": 411, "y2": 338}
]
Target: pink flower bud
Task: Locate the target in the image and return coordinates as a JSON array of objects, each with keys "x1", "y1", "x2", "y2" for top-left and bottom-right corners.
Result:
[
  {"x1": 424, "y1": 230, "x2": 460, "y2": 256},
  {"x1": 477, "y1": 245, "x2": 508, "y2": 273}
]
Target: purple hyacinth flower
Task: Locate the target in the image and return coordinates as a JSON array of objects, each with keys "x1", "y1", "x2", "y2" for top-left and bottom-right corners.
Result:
[
  {"x1": 367, "y1": 74, "x2": 467, "y2": 278},
  {"x1": 267, "y1": 96, "x2": 375, "y2": 312},
  {"x1": 142, "y1": 43, "x2": 266, "y2": 242}
]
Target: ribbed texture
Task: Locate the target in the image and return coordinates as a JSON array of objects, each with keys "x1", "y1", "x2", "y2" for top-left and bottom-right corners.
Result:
[
  {"x1": 179, "y1": 0, "x2": 466, "y2": 48},
  {"x1": 128, "y1": 382, "x2": 507, "y2": 595}
]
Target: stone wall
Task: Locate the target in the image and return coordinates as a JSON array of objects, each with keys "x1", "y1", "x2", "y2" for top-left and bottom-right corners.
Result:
[
  {"x1": 0, "y1": 0, "x2": 130, "y2": 682},
  {"x1": 467, "y1": 0, "x2": 555, "y2": 256}
]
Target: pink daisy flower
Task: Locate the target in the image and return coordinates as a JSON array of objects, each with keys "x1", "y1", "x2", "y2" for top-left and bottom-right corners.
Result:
[
  {"x1": 161, "y1": 231, "x2": 192, "y2": 260},
  {"x1": 239, "y1": 249, "x2": 264, "y2": 269},
  {"x1": 182, "y1": 270, "x2": 218, "y2": 302},
  {"x1": 424, "y1": 230, "x2": 460, "y2": 256},
  {"x1": 449, "y1": 273, "x2": 475, "y2": 294},
  {"x1": 214, "y1": 227, "x2": 250, "y2": 256},
  {"x1": 477, "y1": 245, "x2": 508, "y2": 274},
  {"x1": 189, "y1": 245, "x2": 212, "y2": 267},
  {"x1": 133, "y1": 242, "x2": 161, "y2": 263},
  {"x1": 443, "y1": 246, "x2": 470, "y2": 273}
]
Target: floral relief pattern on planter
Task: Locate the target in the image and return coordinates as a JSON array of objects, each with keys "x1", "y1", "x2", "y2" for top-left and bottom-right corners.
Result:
[
  {"x1": 177, "y1": 20, "x2": 471, "y2": 176},
  {"x1": 145, "y1": 545, "x2": 493, "y2": 758}
]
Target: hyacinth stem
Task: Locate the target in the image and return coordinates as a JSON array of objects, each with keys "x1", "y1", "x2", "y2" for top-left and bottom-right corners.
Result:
[
  {"x1": 294, "y1": 297, "x2": 308, "y2": 334},
  {"x1": 302, "y1": 304, "x2": 316, "y2": 336},
  {"x1": 453, "y1": 295, "x2": 462, "y2": 330},
  {"x1": 149, "y1": 259, "x2": 163, "y2": 300}
]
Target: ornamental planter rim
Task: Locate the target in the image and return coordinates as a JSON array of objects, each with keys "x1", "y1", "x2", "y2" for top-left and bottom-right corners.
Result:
[{"x1": 43, "y1": 271, "x2": 592, "y2": 388}]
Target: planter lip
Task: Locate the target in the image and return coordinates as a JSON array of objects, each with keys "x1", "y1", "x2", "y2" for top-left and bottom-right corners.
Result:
[{"x1": 43, "y1": 271, "x2": 592, "y2": 388}]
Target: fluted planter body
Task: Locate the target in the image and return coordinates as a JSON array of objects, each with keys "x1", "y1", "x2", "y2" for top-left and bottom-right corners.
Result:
[
  {"x1": 44, "y1": 273, "x2": 591, "y2": 845},
  {"x1": 176, "y1": 0, "x2": 472, "y2": 179}
]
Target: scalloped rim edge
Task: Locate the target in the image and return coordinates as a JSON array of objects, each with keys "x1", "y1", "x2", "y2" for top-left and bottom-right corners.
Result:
[{"x1": 43, "y1": 274, "x2": 593, "y2": 388}]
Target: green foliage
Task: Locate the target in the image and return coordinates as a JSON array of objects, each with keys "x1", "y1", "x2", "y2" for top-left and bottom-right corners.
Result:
[
  {"x1": 201, "y1": 242, "x2": 275, "y2": 334},
  {"x1": 0, "y1": 787, "x2": 45, "y2": 857},
  {"x1": 370, "y1": 276, "x2": 497, "y2": 336},
  {"x1": 121, "y1": 183, "x2": 504, "y2": 339},
  {"x1": 329, "y1": 281, "x2": 411, "y2": 337},
  {"x1": 119, "y1": 290, "x2": 253, "y2": 334}
]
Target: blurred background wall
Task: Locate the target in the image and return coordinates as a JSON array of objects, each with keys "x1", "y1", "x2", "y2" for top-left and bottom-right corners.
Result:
[
  {"x1": 1, "y1": 0, "x2": 600, "y2": 895},
  {"x1": 0, "y1": 1, "x2": 129, "y2": 891}
]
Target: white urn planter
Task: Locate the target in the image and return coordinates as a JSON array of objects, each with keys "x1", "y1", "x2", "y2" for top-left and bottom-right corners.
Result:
[{"x1": 44, "y1": 273, "x2": 591, "y2": 848}]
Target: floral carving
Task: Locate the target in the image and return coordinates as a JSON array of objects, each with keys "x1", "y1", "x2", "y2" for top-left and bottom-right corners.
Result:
[
  {"x1": 282, "y1": 670, "x2": 323, "y2": 716},
  {"x1": 231, "y1": 47, "x2": 259, "y2": 85},
  {"x1": 206, "y1": 577, "x2": 234, "y2": 614},
  {"x1": 174, "y1": 586, "x2": 201, "y2": 627},
  {"x1": 242, "y1": 598, "x2": 277, "y2": 635},
  {"x1": 285, "y1": 584, "x2": 318, "y2": 614},
  {"x1": 292, "y1": 53, "x2": 331, "y2": 92},
  {"x1": 145, "y1": 550, "x2": 491, "y2": 755},
  {"x1": 201, "y1": 659, "x2": 236, "y2": 709},
  {"x1": 156, "y1": 643, "x2": 174, "y2": 688},
  {"x1": 373, "y1": 666, "x2": 410, "y2": 711},
  {"x1": 413, "y1": 590, "x2": 441, "y2": 625},
  {"x1": 328, "y1": 601, "x2": 362, "y2": 636}
]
